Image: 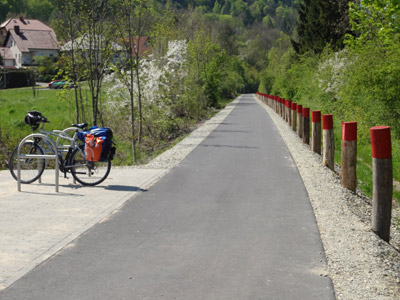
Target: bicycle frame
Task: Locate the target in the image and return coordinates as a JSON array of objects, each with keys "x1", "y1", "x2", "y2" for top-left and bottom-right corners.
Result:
[{"x1": 38, "y1": 126, "x2": 87, "y2": 174}]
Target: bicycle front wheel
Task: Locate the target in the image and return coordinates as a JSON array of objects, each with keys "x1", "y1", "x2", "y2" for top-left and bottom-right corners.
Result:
[
  {"x1": 70, "y1": 148, "x2": 111, "y2": 186},
  {"x1": 9, "y1": 141, "x2": 46, "y2": 184}
]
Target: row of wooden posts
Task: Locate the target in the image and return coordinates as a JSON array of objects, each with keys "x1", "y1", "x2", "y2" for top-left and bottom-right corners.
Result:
[{"x1": 256, "y1": 92, "x2": 394, "y2": 243}]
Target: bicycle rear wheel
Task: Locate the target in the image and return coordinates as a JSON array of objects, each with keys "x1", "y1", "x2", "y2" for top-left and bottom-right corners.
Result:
[
  {"x1": 9, "y1": 141, "x2": 46, "y2": 184},
  {"x1": 70, "y1": 148, "x2": 111, "y2": 186}
]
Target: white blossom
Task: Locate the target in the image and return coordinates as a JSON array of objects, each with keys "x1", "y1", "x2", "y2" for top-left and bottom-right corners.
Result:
[
  {"x1": 105, "y1": 40, "x2": 188, "y2": 116},
  {"x1": 317, "y1": 50, "x2": 349, "y2": 97}
]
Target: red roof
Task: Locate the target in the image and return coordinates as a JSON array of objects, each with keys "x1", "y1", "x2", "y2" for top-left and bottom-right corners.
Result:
[
  {"x1": 8, "y1": 29, "x2": 59, "y2": 52},
  {"x1": 128, "y1": 37, "x2": 151, "y2": 57},
  {"x1": 1, "y1": 17, "x2": 53, "y2": 32},
  {"x1": 1, "y1": 17, "x2": 59, "y2": 52}
]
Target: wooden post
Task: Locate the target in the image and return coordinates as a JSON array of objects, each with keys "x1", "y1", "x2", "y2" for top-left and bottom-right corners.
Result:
[
  {"x1": 291, "y1": 102, "x2": 297, "y2": 131},
  {"x1": 280, "y1": 98, "x2": 284, "y2": 118},
  {"x1": 322, "y1": 114, "x2": 334, "y2": 170},
  {"x1": 272, "y1": 96, "x2": 275, "y2": 112},
  {"x1": 276, "y1": 97, "x2": 280, "y2": 115},
  {"x1": 287, "y1": 100, "x2": 292, "y2": 125},
  {"x1": 284, "y1": 100, "x2": 288, "y2": 121},
  {"x1": 341, "y1": 122, "x2": 357, "y2": 192},
  {"x1": 297, "y1": 104, "x2": 303, "y2": 138},
  {"x1": 370, "y1": 126, "x2": 393, "y2": 242},
  {"x1": 275, "y1": 97, "x2": 279, "y2": 114},
  {"x1": 285, "y1": 100, "x2": 288, "y2": 122},
  {"x1": 302, "y1": 108, "x2": 310, "y2": 144},
  {"x1": 312, "y1": 111, "x2": 321, "y2": 154}
]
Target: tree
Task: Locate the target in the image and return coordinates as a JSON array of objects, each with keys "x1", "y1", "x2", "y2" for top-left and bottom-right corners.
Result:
[
  {"x1": 212, "y1": 0, "x2": 222, "y2": 14},
  {"x1": 292, "y1": 0, "x2": 353, "y2": 54},
  {"x1": 53, "y1": 0, "x2": 84, "y2": 124},
  {"x1": 347, "y1": 0, "x2": 400, "y2": 46},
  {"x1": 7, "y1": 0, "x2": 28, "y2": 14},
  {"x1": 0, "y1": 0, "x2": 10, "y2": 22},
  {"x1": 27, "y1": 0, "x2": 54, "y2": 21},
  {"x1": 76, "y1": 0, "x2": 115, "y2": 126},
  {"x1": 187, "y1": 31, "x2": 225, "y2": 116},
  {"x1": 111, "y1": 0, "x2": 153, "y2": 161}
]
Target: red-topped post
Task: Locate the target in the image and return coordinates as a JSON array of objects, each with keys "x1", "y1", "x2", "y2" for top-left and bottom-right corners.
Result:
[
  {"x1": 302, "y1": 108, "x2": 310, "y2": 144},
  {"x1": 370, "y1": 126, "x2": 393, "y2": 242},
  {"x1": 287, "y1": 100, "x2": 292, "y2": 125},
  {"x1": 296, "y1": 104, "x2": 303, "y2": 138},
  {"x1": 341, "y1": 122, "x2": 357, "y2": 191},
  {"x1": 276, "y1": 97, "x2": 280, "y2": 115},
  {"x1": 285, "y1": 100, "x2": 288, "y2": 122},
  {"x1": 291, "y1": 102, "x2": 297, "y2": 131},
  {"x1": 312, "y1": 111, "x2": 321, "y2": 154},
  {"x1": 322, "y1": 114, "x2": 334, "y2": 170},
  {"x1": 284, "y1": 100, "x2": 288, "y2": 122}
]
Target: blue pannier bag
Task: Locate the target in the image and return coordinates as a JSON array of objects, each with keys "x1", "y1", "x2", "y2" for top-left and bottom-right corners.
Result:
[
  {"x1": 77, "y1": 126, "x2": 99, "y2": 142},
  {"x1": 78, "y1": 126, "x2": 116, "y2": 161}
]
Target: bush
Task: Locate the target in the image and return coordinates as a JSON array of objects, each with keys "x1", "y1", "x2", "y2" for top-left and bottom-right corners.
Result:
[{"x1": 3, "y1": 70, "x2": 36, "y2": 88}]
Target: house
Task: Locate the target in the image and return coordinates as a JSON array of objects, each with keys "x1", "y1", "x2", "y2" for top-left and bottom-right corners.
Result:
[
  {"x1": 129, "y1": 36, "x2": 151, "y2": 57},
  {"x1": 0, "y1": 17, "x2": 60, "y2": 68},
  {"x1": 61, "y1": 34, "x2": 123, "y2": 66},
  {"x1": 0, "y1": 47, "x2": 15, "y2": 68}
]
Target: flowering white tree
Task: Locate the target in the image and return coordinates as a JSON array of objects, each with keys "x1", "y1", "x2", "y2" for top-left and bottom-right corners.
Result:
[
  {"x1": 104, "y1": 40, "x2": 188, "y2": 149},
  {"x1": 317, "y1": 50, "x2": 349, "y2": 99},
  {"x1": 105, "y1": 40, "x2": 187, "y2": 109}
]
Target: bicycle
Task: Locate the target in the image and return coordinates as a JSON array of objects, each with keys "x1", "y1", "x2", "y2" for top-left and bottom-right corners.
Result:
[{"x1": 9, "y1": 111, "x2": 112, "y2": 186}]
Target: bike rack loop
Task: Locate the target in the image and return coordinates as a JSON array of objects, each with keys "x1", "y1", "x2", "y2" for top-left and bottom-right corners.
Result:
[{"x1": 17, "y1": 133, "x2": 59, "y2": 193}]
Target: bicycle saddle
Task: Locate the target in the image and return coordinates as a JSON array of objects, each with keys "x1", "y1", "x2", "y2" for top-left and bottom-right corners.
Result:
[{"x1": 72, "y1": 123, "x2": 88, "y2": 129}]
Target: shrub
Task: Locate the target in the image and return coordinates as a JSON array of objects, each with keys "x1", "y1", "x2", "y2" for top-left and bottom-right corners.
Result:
[{"x1": 4, "y1": 70, "x2": 36, "y2": 88}]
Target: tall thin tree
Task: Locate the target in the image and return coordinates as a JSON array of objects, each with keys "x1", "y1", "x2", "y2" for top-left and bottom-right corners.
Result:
[{"x1": 112, "y1": 0, "x2": 152, "y2": 162}]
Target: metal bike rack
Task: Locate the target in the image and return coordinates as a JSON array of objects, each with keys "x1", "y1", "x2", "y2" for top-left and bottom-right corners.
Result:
[
  {"x1": 17, "y1": 133, "x2": 59, "y2": 193},
  {"x1": 56, "y1": 128, "x2": 82, "y2": 185}
]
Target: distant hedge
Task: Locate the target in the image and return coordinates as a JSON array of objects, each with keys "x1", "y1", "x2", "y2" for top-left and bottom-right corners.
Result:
[{"x1": 2, "y1": 69, "x2": 36, "y2": 89}]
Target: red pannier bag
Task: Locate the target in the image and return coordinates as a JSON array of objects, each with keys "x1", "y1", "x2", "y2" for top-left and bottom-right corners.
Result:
[{"x1": 84, "y1": 134, "x2": 104, "y2": 162}]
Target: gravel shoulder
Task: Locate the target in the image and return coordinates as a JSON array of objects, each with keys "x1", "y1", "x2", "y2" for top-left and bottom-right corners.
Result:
[{"x1": 256, "y1": 95, "x2": 400, "y2": 300}]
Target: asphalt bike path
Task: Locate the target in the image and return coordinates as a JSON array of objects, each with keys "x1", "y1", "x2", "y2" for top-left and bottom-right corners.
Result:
[{"x1": 0, "y1": 94, "x2": 335, "y2": 299}]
